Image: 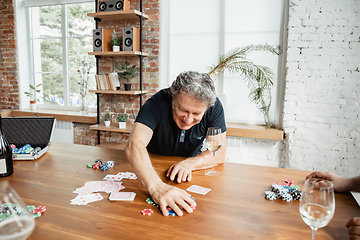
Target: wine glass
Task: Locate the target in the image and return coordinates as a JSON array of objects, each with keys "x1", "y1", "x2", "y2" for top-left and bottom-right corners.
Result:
[
  {"x1": 0, "y1": 181, "x2": 35, "y2": 240},
  {"x1": 299, "y1": 178, "x2": 335, "y2": 240},
  {"x1": 204, "y1": 127, "x2": 222, "y2": 176}
]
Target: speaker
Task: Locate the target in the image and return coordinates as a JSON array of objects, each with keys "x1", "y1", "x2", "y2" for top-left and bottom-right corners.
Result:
[
  {"x1": 123, "y1": 27, "x2": 140, "y2": 51},
  {"x1": 97, "y1": 0, "x2": 130, "y2": 12},
  {"x1": 93, "y1": 29, "x2": 113, "y2": 52}
]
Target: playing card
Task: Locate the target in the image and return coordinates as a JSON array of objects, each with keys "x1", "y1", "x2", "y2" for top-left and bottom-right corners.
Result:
[
  {"x1": 103, "y1": 174, "x2": 123, "y2": 181},
  {"x1": 100, "y1": 184, "x2": 125, "y2": 193},
  {"x1": 73, "y1": 193, "x2": 104, "y2": 205},
  {"x1": 109, "y1": 192, "x2": 136, "y2": 201},
  {"x1": 186, "y1": 185, "x2": 211, "y2": 195},
  {"x1": 117, "y1": 172, "x2": 137, "y2": 179}
]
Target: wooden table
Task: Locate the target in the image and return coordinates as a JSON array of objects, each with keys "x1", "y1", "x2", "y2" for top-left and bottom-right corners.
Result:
[{"x1": 6, "y1": 142, "x2": 360, "y2": 239}]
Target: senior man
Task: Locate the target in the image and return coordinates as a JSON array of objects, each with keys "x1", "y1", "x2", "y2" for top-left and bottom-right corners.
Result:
[{"x1": 125, "y1": 71, "x2": 227, "y2": 216}]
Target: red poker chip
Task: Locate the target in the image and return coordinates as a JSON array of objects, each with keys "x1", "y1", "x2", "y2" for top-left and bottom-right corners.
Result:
[
  {"x1": 33, "y1": 206, "x2": 46, "y2": 214},
  {"x1": 141, "y1": 209, "x2": 153, "y2": 216}
]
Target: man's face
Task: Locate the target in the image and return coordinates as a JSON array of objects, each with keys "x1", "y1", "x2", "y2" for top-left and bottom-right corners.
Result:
[{"x1": 172, "y1": 92, "x2": 208, "y2": 130}]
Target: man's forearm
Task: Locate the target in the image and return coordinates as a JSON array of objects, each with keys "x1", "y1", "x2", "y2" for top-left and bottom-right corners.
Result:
[{"x1": 125, "y1": 141, "x2": 163, "y2": 191}]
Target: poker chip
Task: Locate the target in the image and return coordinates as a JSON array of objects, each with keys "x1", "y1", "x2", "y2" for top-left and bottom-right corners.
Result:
[
  {"x1": 100, "y1": 164, "x2": 109, "y2": 171},
  {"x1": 291, "y1": 190, "x2": 302, "y2": 200},
  {"x1": 168, "y1": 209, "x2": 177, "y2": 216},
  {"x1": 86, "y1": 163, "x2": 93, "y2": 168},
  {"x1": 282, "y1": 193, "x2": 293, "y2": 202},
  {"x1": 146, "y1": 198, "x2": 154, "y2": 204},
  {"x1": 282, "y1": 186, "x2": 291, "y2": 194},
  {"x1": 264, "y1": 191, "x2": 276, "y2": 200},
  {"x1": 141, "y1": 209, "x2": 154, "y2": 216},
  {"x1": 10, "y1": 144, "x2": 16, "y2": 149},
  {"x1": 106, "y1": 161, "x2": 114, "y2": 168},
  {"x1": 95, "y1": 159, "x2": 103, "y2": 164},
  {"x1": 191, "y1": 206, "x2": 196, "y2": 210},
  {"x1": 290, "y1": 185, "x2": 300, "y2": 192},
  {"x1": 92, "y1": 162, "x2": 101, "y2": 169},
  {"x1": 284, "y1": 179, "x2": 294, "y2": 186},
  {"x1": 32, "y1": 206, "x2": 46, "y2": 214}
]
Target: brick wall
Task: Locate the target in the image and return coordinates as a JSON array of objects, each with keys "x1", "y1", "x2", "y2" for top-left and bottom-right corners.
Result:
[
  {"x1": 74, "y1": 0, "x2": 160, "y2": 145},
  {"x1": 0, "y1": 0, "x2": 19, "y2": 110},
  {"x1": 281, "y1": 0, "x2": 360, "y2": 177}
]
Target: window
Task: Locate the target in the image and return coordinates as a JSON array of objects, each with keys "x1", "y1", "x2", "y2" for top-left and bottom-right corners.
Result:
[
  {"x1": 160, "y1": 0, "x2": 287, "y2": 126},
  {"x1": 28, "y1": 1, "x2": 96, "y2": 110}
]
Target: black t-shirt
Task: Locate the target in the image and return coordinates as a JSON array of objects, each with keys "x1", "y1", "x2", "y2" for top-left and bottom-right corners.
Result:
[{"x1": 135, "y1": 88, "x2": 227, "y2": 157}]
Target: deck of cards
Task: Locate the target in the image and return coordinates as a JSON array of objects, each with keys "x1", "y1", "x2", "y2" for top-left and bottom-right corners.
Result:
[
  {"x1": 186, "y1": 185, "x2": 212, "y2": 195},
  {"x1": 109, "y1": 192, "x2": 136, "y2": 201}
]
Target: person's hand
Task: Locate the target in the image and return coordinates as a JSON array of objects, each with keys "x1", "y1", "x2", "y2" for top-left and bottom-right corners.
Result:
[
  {"x1": 305, "y1": 171, "x2": 350, "y2": 192},
  {"x1": 149, "y1": 182, "x2": 196, "y2": 216},
  {"x1": 346, "y1": 217, "x2": 360, "y2": 240},
  {"x1": 166, "y1": 160, "x2": 193, "y2": 183}
]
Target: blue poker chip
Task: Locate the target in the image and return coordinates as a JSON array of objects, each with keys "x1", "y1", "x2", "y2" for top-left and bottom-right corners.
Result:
[{"x1": 168, "y1": 209, "x2": 177, "y2": 216}]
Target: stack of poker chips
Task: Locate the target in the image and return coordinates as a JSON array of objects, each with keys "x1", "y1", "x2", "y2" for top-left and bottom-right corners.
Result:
[
  {"x1": 11, "y1": 144, "x2": 42, "y2": 155},
  {"x1": 87, "y1": 159, "x2": 115, "y2": 171},
  {"x1": 264, "y1": 179, "x2": 302, "y2": 201}
]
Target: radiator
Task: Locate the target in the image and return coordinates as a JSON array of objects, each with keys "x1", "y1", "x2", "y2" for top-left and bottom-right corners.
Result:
[{"x1": 52, "y1": 121, "x2": 74, "y2": 144}]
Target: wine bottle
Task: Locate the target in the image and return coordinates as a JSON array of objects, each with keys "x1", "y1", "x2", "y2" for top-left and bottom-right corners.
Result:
[{"x1": 0, "y1": 114, "x2": 13, "y2": 177}]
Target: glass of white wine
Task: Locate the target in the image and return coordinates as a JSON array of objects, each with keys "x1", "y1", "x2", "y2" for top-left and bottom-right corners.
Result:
[
  {"x1": 299, "y1": 178, "x2": 335, "y2": 240},
  {"x1": 0, "y1": 181, "x2": 35, "y2": 240},
  {"x1": 204, "y1": 127, "x2": 222, "y2": 176}
]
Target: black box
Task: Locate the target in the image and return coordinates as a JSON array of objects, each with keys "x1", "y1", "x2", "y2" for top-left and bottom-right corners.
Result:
[{"x1": 1, "y1": 117, "x2": 56, "y2": 160}]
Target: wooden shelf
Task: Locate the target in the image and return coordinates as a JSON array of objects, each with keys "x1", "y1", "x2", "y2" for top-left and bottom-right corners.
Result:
[
  {"x1": 87, "y1": 10, "x2": 149, "y2": 21},
  {"x1": 88, "y1": 51, "x2": 148, "y2": 57},
  {"x1": 89, "y1": 89, "x2": 148, "y2": 95},
  {"x1": 226, "y1": 123, "x2": 284, "y2": 141},
  {"x1": 90, "y1": 123, "x2": 133, "y2": 133}
]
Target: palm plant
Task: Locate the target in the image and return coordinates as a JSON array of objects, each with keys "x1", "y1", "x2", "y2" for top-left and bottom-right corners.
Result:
[{"x1": 207, "y1": 44, "x2": 281, "y2": 128}]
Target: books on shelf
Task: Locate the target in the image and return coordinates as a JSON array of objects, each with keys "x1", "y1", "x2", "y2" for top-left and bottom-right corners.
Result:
[{"x1": 95, "y1": 73, "x2": 120, "y2": 90}]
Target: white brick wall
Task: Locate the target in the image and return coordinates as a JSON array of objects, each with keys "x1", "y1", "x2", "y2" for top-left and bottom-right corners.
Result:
[
  {"x1": 227, "y1": 0, "x2": 360, "y2": 178},
  {"x1": 282, "y1": 0, "x2": 360, "y2": 177}
]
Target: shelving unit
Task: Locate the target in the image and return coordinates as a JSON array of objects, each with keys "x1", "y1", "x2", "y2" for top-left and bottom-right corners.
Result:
[{"x1": 88, "y1": 1, "x2": 147, "y2": 144}]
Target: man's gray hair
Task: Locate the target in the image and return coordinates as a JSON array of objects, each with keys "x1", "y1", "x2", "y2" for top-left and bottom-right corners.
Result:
[{"x1": 170, "y1": 71, "x2": 216, "y2": 107}]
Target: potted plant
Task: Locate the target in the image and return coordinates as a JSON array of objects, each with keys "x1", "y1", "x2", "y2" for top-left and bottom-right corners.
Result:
[
  {"x1": 111, "y1": 36, "x2": 121, "y2": 52},
  {"x1": 24, "y1": 84, "x2": 42, "y2": 110},
  {"x1": 207, "y1": 44, "x2": 281, "y2": 128},
  {"x1": 115, "y1": 62, "x2": 139, "y2": 91},
  {"x1": 102, "y1": 111, "x2": 113, "y2": 127},
  {"x1": 116, "y1": 113, "x2": 128, "y2": 129}
]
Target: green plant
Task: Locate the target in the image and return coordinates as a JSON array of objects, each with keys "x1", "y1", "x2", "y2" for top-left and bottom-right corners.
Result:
[
  {"x1": 102, "y1": 111, "x2": 113, "y2": 121},
  {"x1": 116, "y1": 113, "x2": 128, "y2": 122},
  {"x1": 207, "y1": 44, "x2": 281, "y2": 128},
  {"x1": 115, "y1": 62, "x2": 139, "y2": 83},
  {"x1": 111, "y1": 36, "x2": 121, "y2": 46},
  {"x1": 24, "y1": 84, "x2": 42, "y2": 102}
]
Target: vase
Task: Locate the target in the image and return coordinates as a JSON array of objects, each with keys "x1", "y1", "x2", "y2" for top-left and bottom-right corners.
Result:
[
  {"x1": 79, "y1": 94, "x2": 88, "y2": 115},
  {"x1": 113, "y1": 46, "x2": 120, "y2": 52},
  {"x1": 124, "y1": 83, "x2": 132, "y2": 91},
  {"x1": 30, "y1": 101, "x2": 36, "y2": 110},
  {"x1": 105, "y1": 121, "x2": 111, "y2": 126},
  {"x1": 118, "y1": 122, "x2": 126, "y2": 129}
]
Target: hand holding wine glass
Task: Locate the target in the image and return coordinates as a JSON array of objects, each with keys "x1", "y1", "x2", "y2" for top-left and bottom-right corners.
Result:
[
  {"x1": 204, "y1": 127, "x2": 222, "y2": 176},
  {"x1": 299, "y1": 178, "x2": 335, "y2": 240}
]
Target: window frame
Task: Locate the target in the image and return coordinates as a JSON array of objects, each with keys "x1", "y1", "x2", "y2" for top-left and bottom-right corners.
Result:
[{"x1": 16, "y1": 0, "x2": 96, "y2": 112}]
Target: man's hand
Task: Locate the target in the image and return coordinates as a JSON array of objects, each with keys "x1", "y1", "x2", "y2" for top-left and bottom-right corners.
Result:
[
  {"x1": 305, "y1": 171, "x2": 351, "y2": 192},
  {"x1": 346, "y1": 217, "x2": 360, "y2": 240},
  {"x1": 166, "y1": 160, "x2": 193, "y2": 183},
  {"x1": 149, "y1": 182, "x2": 196, "y2": 216}
]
